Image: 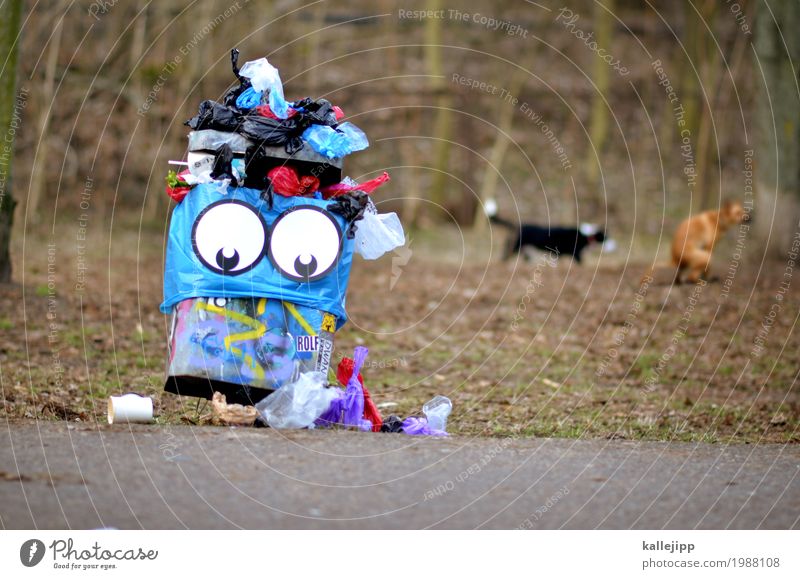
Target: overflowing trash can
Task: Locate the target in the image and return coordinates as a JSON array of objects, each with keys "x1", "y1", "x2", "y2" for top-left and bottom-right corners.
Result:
[
  {"x1": 161, "y1": 50, "x2": 396, "y2": 406},
  {"x1": 159, "y1": 50, "x2": 449, "y2": 435}
]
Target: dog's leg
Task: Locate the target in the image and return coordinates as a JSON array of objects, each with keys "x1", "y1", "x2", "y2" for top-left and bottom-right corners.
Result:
[
  {"x1": 685, "y1": 250, "x2": 711, "y2": 284},
  {"x1": 503, "y1": 234, "x2": 519, "y2": 261},
  {"x1": 673, "y1": 263, "x2": 685, "y2": 285}
]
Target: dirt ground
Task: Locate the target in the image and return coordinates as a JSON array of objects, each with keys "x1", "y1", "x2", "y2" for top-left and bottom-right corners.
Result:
[{"x1": 1, "y1": 216, "x2": 798, "y2": 443}]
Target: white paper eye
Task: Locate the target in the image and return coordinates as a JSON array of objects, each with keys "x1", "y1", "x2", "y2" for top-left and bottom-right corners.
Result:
[
  {"x1": 268, "y1": 206, "x2": 343, "y2": 282},
  {"x1": 191, "y1": 200, "x2": 267, "y2": 275}
]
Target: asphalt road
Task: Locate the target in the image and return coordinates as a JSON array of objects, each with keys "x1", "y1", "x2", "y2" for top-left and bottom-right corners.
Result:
[{"x1": 1, "y1": 421, "x2": 797, "y2": 529}]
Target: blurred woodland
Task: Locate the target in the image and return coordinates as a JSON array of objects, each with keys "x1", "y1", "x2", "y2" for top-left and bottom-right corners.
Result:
[
  {"x1": 2, "y1": 0, "x2": 799, "y2": 274},
  {"x1": 2, "y1": 1, "x2": 800, "y2": 443}
]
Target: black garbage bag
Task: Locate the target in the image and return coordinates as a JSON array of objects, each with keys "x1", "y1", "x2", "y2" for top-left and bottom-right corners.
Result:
[
  {"x1": 380, "y1": 415, "x2": 404, "y2": 433},
  {"x1": 238, "y1": 115, "x2": 307, "y2": 154},
  {"x1": 210, "y1": 143, "x2": 237, "y2": 185},
  {"x1": 328, "y1": 190, "x2": 369, "y2": 238},
  {"x1": 185, "y1": 100, "x2": 243, "y2": 131},
  {"x1": 292, "y1": 97, "x2": 338, "y2": 127},
  {"x1": 221, "y1": 48, "x2": 253, "y2": 108},
  {"x1": 242, "y1": 145, "x2": 274, "y2": 207}
]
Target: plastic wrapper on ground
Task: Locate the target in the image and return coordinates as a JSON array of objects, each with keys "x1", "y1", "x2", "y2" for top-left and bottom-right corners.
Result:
[{"x1": 255, "y1": 371, "x2": 337, "y2": 428}]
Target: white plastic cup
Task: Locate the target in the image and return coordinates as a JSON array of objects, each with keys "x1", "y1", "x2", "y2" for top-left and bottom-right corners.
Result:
[{"x1": 108, "y1": 394, "x2": 154, "y2": 425}]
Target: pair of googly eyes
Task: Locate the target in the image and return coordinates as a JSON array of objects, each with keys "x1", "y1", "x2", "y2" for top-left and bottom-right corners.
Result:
[{"x1": 191, "y1": 200, "x2": 343, "y2": 282}]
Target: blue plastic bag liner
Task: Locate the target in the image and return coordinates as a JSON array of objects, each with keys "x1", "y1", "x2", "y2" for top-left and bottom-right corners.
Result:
[
  {"x1": 162, "y1": 182, "x2": 355, "y2": 328},
  {"x1": 302, "y1": 122, "x2": 369, "y2": 159},
  {"x1": 166, "y1": 297, "x2": 335, "y2": 397},
  {"x1": 235, "y1": 86, "x2": 262, "y2": 110},
  {"x1": 237, "y1": 57, "x2": 289, "y2": 119}
]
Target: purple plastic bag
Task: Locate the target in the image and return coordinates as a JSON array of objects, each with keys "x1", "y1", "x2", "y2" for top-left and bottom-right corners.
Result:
[
  {"x1": 343, "y1": 346, "x2": 370, "y2": 430},
  {"x1": 315, "y1": 346, "x2": 371, "y2": 431},
  {"x1": 401, "y1": 417, "x2": 448, "y2": 437}
]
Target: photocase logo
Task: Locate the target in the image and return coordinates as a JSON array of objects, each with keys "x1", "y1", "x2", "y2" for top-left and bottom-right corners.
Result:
[
  {"x1": 20, "y1": 539, "x2": 46, "y2": 567},
  {"x1": 390, "y1": 237, "x2": 413, "y2": 290}
]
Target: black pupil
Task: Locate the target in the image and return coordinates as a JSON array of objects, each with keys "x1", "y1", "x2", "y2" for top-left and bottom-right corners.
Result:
[
  {"x1": 216, "y1": 248, "x2": 240, "y2": 272},
  {"x1": 294, "y1": 255, "x2": 318, "y2": 279}
]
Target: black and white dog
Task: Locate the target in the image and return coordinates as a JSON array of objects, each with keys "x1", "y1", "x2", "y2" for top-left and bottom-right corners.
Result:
[{"x1": 485, "y1": 200, "x2": 612, "y2": 262}]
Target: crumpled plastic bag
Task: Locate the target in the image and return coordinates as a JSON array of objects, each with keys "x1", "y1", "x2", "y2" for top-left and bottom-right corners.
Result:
[
  {"x1": 238, "y1": 114, "x2": 306, "y2": 154},
  {"x1": 401, "y1": 417, "x2": 448, "y2": 436},
  {"x1": 255, "y1": 371, "x2": 339, "y2": 429},
  {"x1": 423, "y1": 395, "x2": 452, "y2": 432},
  {"x1": 320, "y1": 172, "x2": 390, "y2": 199},
  {"x1": 354, "y1": 201, "x2": 405, "y2": 260},
  {"x1": 185, "y1": 100, "x2": 242, "y2": 132},
  {"x1": 267, "y1": 166, "x2": 320, "y2": 197},
  {"x1": 337, "y1": 356, "x2": 382, "y2": 432},
  {"x1": 238, "y1": 57, "x2": 290, "y2": 119},
  {"x1": 328, "y1": 191, "x2": 369, "y2": 239},
  {"x1": 302, "y1": 122, "x2": 369, "y2": 159},
  {"x1": 235, "y1": 86, "x2": 262, "y2": 110},
  {"x1": 315, "y1": 346, "x2": 372, "y2": 431},
  {"x1": 380, "y1": 395, "x2": 452, "y2": 436},
  {"x1": 402, "y1": 396, "x2": 451, "y2": 436}
]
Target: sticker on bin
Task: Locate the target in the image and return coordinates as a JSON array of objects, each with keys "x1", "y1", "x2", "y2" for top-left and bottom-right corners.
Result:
[{"x1": 296, "y1": 335, "x2": 319, "y2": 352}]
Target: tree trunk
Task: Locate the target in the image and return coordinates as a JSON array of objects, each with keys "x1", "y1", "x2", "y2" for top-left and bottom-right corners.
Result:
[
  {"x1": 0, "y1": 0, "x2": 24, "y2": 283},
  {"x1": 473, "y1": 66, "x2": 528, "y2": 231},
  {"x1": 424, "y1": 0, "x2": 451, "y2": 210},
  {"x1": 586, "y1": 0, "x2": 613, "y2": 190},
  {"x1": 27, "y1": 10, "x2": 65, "y2": 223},
  {"x1": 754, "y1": 0, "x2": 800, "y2": 254},
  {"x1": 400, "y1": 107, "x2": 423, "y2": 228}
]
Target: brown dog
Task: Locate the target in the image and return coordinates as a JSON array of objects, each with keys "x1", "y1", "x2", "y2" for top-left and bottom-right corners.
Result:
[{"x1": 646, "y1": 200, "x2": 748, "y2": 284}]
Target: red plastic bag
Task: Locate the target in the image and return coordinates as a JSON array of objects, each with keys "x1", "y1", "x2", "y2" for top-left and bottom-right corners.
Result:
[
  {"x1": 337, "y1": 356, "x2": 382, "y2": 432},
  {"x1": 267, "y1": 166, "x2": 320, "y2": 197},
  {"x1": 165, "y1": 169, "x2": 192, "y2": 202},
  {"x1": 255, "y1": 104, "x2": 298, "y2": 119},
  {"x1": 321, "y1": 171, "x2": 390, "y2": 199}
]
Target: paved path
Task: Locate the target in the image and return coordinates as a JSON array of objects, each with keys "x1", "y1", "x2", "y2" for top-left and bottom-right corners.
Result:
[{"x1": 1, "y1": 421, "x2": 797, "y2": 529}]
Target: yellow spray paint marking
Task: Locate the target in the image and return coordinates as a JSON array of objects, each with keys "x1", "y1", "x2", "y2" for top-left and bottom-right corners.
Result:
[
  {"x1": 195, "y1": 300, "x2": 266, "y2": 380},
  {"x1": 257, "y1": 297, "x2": 267, "y2": 316},
  {"x1": 282, "y1": 301, "x2": 317, "y2": 336}
]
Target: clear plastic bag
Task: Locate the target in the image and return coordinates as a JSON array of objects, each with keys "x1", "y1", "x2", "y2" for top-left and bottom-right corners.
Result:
[
  {"x1": 354, "y1": 202, "x2": 405, "y2": 260},
  {"x1": 255, "y1": 371, "x2": 338, "y2": 429},
  {"x1": 237, "y1": 58, "x2": 289, "y2": 119},
  {"x1": 188, "y1": 129, "x2": 253, "y2": 155},
  {"x1": 423, "y1": 395, "x2": 452, "y2": 432}
]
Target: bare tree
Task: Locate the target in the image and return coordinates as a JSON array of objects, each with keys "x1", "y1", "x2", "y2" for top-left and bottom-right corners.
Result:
[
  {"x1": 586, "y1": 0, "x2": 613, "y2": 190},
  {"x1": 473, "y1": 65, "x2": 528, "y2": 230},
  {"x1": 424, "y1": 0, "x2": 452, "y2": 211},
  {"x1": 0, "y1": 0, "x2": 24, "y2": 282},
  {"x1": 754, "y1": 0, "x2": 800, "y2": 253},
  {"x1": 27, "y1": 7, "x2": 65, "y2": 222}
]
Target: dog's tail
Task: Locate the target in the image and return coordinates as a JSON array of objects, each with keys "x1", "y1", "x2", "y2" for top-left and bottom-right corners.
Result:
[{"x1": 484, "y1": 199, "x2": 517, "y2": 229}]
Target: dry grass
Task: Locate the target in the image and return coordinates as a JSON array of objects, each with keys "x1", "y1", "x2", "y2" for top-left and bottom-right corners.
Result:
[{"x1": 1, "y1": 215, "x2": 798, "y2": 443}]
